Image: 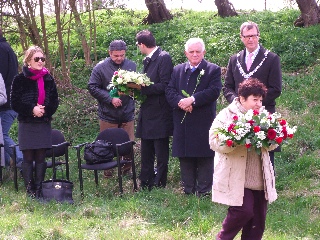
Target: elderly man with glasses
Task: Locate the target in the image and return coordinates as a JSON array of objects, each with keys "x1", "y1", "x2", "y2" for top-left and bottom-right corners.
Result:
[{"x1": 223, "y1": 21, "x2": 282, "y2": 169}]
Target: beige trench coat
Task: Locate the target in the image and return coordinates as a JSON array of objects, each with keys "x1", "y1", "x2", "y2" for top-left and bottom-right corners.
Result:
[{"x1": 209, "y1": 99, "x2": 277, "y2": 206}]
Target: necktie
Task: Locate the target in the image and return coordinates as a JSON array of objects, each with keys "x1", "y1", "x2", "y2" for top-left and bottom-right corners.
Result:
[
  {"x1": 191, "y1": 67, "x2": 196, "y2": 72},
  {"x1": 246, "y1": 52, "x2": 254, "y2": 71}
]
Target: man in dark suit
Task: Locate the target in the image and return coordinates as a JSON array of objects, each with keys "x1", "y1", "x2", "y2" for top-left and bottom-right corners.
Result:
[
  {"x1": 0, "y1": 28, "x2": 24, "y2": 168},
  {"x1": 135, "y1": 30, "x2": 173, "y2": 190},
  {"x1": 223, "y1": 21, "x2": 282, "y2": 167},
  {"x1": 166, "y1": 38, "x2": 222, "y2": 196}
]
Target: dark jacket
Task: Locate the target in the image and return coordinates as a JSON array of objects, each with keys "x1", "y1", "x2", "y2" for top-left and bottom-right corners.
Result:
[
  {"x1": 223, "y1": 45, "x2": 282, "y2": 113},
  {"x1": 135, "y1": 47, "x2": 173, "y2": 139},
  {"x1": 166, "y1": 59, "x2": 222, "y2": 158},
  {"x1": 88, "y1": 58, "x2": 136, "y2": 124},
  {"x1": 11, "y1": 66, "x2": 59, "y2": 122},
  {"x1": 0, "y1": 36, "x2": 19, "y2": 111}
]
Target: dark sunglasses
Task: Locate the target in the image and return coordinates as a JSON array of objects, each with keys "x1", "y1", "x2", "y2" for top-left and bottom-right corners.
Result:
[{"x1": 34, "y1": 57, "x2": 46, "y2": 62}]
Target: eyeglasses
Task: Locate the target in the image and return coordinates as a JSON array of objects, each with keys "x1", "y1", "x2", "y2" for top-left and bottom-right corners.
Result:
[
  {"x1": 242, "y1": 34, "x2": 259, "y2": 39},
  {"x1": 34, "y1": 57, "x2": 46, "y2": 62}
]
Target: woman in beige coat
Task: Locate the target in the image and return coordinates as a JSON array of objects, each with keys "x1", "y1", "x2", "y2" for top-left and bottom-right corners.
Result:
[{"x1": 209, "y1": 78, "x2": 277, "y2": 240}]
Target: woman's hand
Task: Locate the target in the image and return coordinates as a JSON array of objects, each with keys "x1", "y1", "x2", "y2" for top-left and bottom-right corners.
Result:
[{"x1": 33, "y1": 104, "x2": 45, "y2": 117}]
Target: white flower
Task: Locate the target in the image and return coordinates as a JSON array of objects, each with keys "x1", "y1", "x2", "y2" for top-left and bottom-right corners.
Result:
[
  {"x1": 200, "y1": 69, "x2": 205, "y2": 76},
  {"x1": 116, "y1": 77, "x2": 123, "y2": 84},
  {"x1": 256, "y1": 141, "x2": 262, "y2": 148},
  {"x1": 256, "y1": 131, "x2": 266, "y2": 140},
  {"x1": 244, "y1": 110, "x2": 254, "y2": 121}
]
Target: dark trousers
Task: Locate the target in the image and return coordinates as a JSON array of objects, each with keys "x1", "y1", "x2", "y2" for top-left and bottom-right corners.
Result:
[
  {"x1": 269, "y1": 152, "x2": 274, "y2": 170},
  {"x1": 140, "y1": 137, "x2": 170, "y2": 189},
  {"x1": 179, "y1": 156, "x2": 214, "y2": 196},
  {"x1": 217, "y1": 188, "x2": 268, "y2": 240}
]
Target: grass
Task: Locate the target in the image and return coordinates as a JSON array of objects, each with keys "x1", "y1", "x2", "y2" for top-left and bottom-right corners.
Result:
[{"x1": 1, "y1": 8, "x2": 320, "y2": 240}]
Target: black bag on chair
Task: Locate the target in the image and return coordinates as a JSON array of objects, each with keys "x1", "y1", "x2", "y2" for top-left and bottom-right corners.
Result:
[
  {"x1": 41, "y1": 179, "x2": 74, "y2": 204},
  {"x1": 83, "y1": 140, "x2": 114, "y2": 164}
]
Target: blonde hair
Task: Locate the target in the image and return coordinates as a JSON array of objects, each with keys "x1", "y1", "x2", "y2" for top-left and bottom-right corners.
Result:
[{"x1": 23, "y1": 46, "x2": 45, "y2": 66}]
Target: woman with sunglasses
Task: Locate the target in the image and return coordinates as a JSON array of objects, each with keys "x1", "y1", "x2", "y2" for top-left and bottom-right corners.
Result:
[{"x1": 11, "y1": 46, "x2": 59, "y2": 198}]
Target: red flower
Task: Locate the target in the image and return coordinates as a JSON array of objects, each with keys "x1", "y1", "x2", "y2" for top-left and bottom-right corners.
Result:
[
  {"x1": 247, "y1": 119, "x2": 255, "y2": 126},
  {"x1": 253, "y1": 126, "x2": 260, "y2": 133},
  {"x1": 288, "y1": 134, "x2": 294, "y2": 138},
  {"x1": 279, "y1": 119, "x2": 287, "y2": 126},
  {"x1": 282, "y1": 127, "x2": 288, "y2": 140},
  {"x1": 275, "y1": 137, "x2": 283, "y2": 144},
  {"x1": 233, "y1": 115, "x2": 238, "y2": 121},
  {"x1": 253, "y1": 109, "x2": 260, "y2": 115},
  {"x1": 267, "y1": 128, "x2": 277, "y2": 140},
  {"x1": 245, "y1": 143, "x2": 251, "y2": 148},
  {"x1": 226, "y1": 139, "x2": 233, "y2": 147},
  {"x1": 228, "y1": 123, "x2": 236, "y2": 132}
]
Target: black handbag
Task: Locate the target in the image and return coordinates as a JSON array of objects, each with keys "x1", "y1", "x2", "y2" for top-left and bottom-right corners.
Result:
[
  {"x1": 83, "y1": 140, "x2": 114, "y2": 164},
  {"x1": 41, "y1": 179, "x2": 74, "y2": 204}
]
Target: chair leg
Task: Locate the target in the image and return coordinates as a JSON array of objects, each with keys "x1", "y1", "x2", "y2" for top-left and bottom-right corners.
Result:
[
  {"x1": 79, "y1": 167, "x2": 84, "y2": 199},
  {"x1": 94, "y1": 170, "x2": 99, "y2": 186},
  {"x1": 131, "y1": 160, "x2": 138, "y2": 192},
  {"x1": 0, "y1": 166, "x2": 2, "y2": 184},
  {"x1": 14, "y1": 164, "x2": 18, "y2": 191},
  {"x1": 118, "y1": 163, "x2": 123, "y2": 194}
]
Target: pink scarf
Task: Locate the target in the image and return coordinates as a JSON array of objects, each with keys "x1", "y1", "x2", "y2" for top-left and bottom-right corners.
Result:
[{"x1": 28, "y1": 67, "x2": 49, "y2": 105}]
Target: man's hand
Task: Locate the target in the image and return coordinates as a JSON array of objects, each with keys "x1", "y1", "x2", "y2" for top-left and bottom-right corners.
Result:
[
  {"x1": 178, "y1": 97, "x2": 194, "y2": 110},
  {"x1": 127, "y1": 82, "x2": 142, "y2": 90},
  {"x1": 111, "y1": 98, "x2": 122, "y2": 108}
]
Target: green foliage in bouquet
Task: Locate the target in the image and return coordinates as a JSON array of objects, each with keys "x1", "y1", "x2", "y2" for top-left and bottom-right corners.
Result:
[{"x1": 110, "y1": 69, "x2": 153, "y2": 102}]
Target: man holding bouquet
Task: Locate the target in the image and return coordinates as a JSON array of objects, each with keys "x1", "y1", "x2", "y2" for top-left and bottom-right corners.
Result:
[
  {"x1": 88, "y1": 40, "x2": 136, "y2": 177},
  {"x1": 135, "y1": 30, "x2": 174, "y2": 190}
]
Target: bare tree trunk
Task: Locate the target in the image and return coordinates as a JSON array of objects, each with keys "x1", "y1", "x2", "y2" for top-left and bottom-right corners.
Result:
[
  {"x1": 25, "y1": 0, "x2": 43, "y2": 46},
  {"x1": 11, "y1": 1, "x2": 28, "y2": 51},
  {"x1": 92, "y1": 5, "x2": 98, "y2": 62},
  {"x1": 144, "y1": 0, "x2": 173, "y2": 24},
  {"x1": 294, "y1": 0, "x2": 320, "y2": 27},
  {"x1": 39, "y1": 0, "x2": 53, "y2": 70},
  {"x1": 54, "y1": 0, "x2": 71, "y2": 88},
  {"x1": 69, "y1": 0, "x2": 92, "y2": 66},
  {"x1": 214, "y1": 0, "x2": 238, "y2": 17}
]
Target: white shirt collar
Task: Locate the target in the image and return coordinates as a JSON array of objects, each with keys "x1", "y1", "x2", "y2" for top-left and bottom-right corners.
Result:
[
  {"x1": 146, "y1": 46, "x2": 159, "y2": 59},
  {"x1": 246, "y1": 45, "x2": 260, "y2": 59}
]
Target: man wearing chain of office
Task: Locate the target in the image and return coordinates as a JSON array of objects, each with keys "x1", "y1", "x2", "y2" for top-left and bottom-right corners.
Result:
[{"x1": 223, "y1": 21, "x2": 282, "y2": 169}]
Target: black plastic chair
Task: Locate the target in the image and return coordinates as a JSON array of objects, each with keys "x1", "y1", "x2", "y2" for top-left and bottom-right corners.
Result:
[
  {"x1": 11, "y1": 129, "x2": 70, "y2": 191},
  {"x1": 0, "y1": 144, "x2": 4, "y2": 184},
  {"x1": 74, "y1": 128, "x2": 137, "y2": 198}
]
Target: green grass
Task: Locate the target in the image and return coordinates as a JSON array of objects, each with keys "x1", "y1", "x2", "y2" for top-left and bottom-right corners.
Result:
[{"x1": 1, "y1": 8, "x2": 320, "y2": 240}]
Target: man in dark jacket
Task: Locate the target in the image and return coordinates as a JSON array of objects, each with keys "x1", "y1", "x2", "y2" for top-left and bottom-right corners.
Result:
[
  {"x1": 88, "y1": 40, "x2": 136, "y2": 177},
  {"x1": 0, "y1": 28, "x2": 24, "y2": 167},
  {"x1": 223, "y1": 21, "x2": 282, "y2": 168},
  {"x1": 166, "y1": 38, "x2": 222, "y2": 196},
  {"x1": 135, "y1": 30, "x2": 173, "y2": 190}
]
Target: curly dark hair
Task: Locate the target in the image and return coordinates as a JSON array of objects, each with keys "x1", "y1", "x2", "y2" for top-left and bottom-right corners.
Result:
[{"x1": 238, "y1": 78, "x2": 267, "y2": 100}]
